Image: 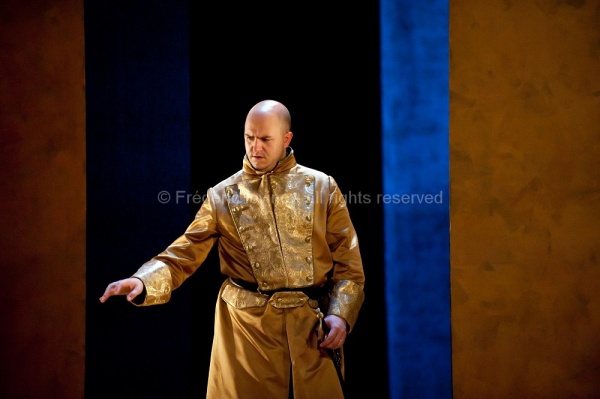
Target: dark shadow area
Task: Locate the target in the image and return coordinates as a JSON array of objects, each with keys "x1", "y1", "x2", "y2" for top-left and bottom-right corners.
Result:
[{"x1": 84, "y1": 2, "x2": 195, "y2": 398}]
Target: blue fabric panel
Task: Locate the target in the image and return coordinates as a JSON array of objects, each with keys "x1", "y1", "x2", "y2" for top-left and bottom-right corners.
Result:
[{"x1": 380, "y1": 1, "x2": 452, "y2": 398}]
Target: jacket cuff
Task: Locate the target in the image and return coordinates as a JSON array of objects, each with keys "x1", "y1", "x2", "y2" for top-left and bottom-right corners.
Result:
[
  {"x1": 327, "y1": 280, "x2": 365, "y2": 332},
  {"x1": 131, "y1": 259, "x2": 173, "y2": 306}
]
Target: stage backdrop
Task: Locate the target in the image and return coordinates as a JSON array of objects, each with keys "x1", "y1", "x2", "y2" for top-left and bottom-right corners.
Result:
[
  {"x1": 5, "y1": 1, "x2": 596, "y2": 398},
  {"x1": 450, "y1": 1, "x2": 600, "y2": 397},
  {"x1": 381, "y1": 1, "x2": 452, "y2": 398},
  {"x1": 0, "y1": 1, "x2": 86, "y2": 398}
]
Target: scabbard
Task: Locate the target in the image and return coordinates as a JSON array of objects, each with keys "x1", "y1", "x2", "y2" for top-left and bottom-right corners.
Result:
[
  {"x1": 314, "y1": 291, "x2": 347, "y2": 397},
  {"x1": 326, "y1": 347, "x2": 346, "y2": 395}
]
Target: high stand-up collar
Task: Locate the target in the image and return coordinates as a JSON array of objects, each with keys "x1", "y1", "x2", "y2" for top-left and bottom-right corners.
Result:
[{"x1": 242, "y1": 147, "x2": 297, "y2": 177}]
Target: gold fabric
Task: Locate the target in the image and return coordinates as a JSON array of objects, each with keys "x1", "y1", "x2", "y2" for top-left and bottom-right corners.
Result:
[
  {"x1": 132, "y1": 149, "x2": 365, "y2": 398},
  {"x1": 131, "y1": 259, "x2": 172, "y2": 305}
]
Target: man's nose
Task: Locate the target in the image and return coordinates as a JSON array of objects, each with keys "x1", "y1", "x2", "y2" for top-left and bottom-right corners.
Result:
[{"x1": 253, "y1": 139, "x2": 263, "y2": 151}]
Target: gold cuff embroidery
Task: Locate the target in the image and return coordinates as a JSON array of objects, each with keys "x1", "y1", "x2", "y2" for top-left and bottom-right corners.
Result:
[
  {"x1": 327, "y1": 280, "x2": 365, "y2": 331},
  {"x1": 132, "y1": 259, "x2": 172, "y2": 306}
]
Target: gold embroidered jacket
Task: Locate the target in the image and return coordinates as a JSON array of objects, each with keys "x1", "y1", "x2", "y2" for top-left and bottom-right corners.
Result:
[
  {"x1": 130, "y1": 149, "x2": 365, "y2": 398},
  {"x1": 132, "y1": 149, "x2": 365, "y2": 330}
]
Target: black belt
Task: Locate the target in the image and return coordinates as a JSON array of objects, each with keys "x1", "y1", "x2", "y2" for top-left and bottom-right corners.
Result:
[{"x1": 229, "y1": 277, "x2": 330, "y2": 300}]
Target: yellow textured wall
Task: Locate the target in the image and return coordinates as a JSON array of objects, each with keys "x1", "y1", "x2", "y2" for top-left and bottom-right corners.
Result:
[
  {"x1": 450, "y1": 1, "x2": 600, "y2": 397},
  {"x1": 0, "y1": 1, "x2": 86, "y2": 398}
]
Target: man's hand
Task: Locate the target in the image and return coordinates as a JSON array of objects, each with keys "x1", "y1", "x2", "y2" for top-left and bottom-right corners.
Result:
[
  {"x1": 99, "y1": 278, "x2": 143, "y2": 303},
  {"x1": 319, "y1": 314, "x2": 348, "y2": 349}
]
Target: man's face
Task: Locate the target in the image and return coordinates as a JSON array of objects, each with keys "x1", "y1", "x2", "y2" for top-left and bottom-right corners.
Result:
[{"x1": 244, "y1": 113, "x2": 291, "y2": 172}]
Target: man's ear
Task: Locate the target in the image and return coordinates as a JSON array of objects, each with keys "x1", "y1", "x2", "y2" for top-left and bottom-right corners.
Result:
[{"x1": 284, "y1": 131, "x2": 293, "y2": 146}]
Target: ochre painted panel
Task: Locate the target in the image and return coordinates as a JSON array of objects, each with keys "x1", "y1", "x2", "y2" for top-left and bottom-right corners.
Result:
[{"x1": 451, "y1": 1, "x2": 600, "y2": 397}]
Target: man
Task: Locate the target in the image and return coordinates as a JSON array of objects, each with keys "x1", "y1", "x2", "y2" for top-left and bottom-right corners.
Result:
[{"x1": 100, "y1": 99, "x2": 365, "y2": 398}]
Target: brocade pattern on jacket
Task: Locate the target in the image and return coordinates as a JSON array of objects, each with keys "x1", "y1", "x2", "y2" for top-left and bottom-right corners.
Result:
[{"x1": 131, "y1": 149, "x2": 365, "y2": 398}]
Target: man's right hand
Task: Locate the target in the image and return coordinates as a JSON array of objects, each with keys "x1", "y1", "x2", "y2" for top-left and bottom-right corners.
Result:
[{"x1": 99, "y1": 277, "x2": 143, "y2": 303}]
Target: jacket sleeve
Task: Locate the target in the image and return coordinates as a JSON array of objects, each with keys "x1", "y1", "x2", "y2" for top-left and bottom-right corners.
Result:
[
  {"x1": 324, "y1": 176, "x2": 365, "y2": 331},
  {"x1": 131, "y1": 187, "x2": 220, "y2": 306}
]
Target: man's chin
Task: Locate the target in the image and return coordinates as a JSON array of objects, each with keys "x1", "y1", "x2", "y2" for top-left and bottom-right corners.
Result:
[
  {"x1": 251, "y1": 157, "x2": 267, "y2": 169},
  {"x1": 250, "y1": 160, "x2": 267, "y2": 172}
]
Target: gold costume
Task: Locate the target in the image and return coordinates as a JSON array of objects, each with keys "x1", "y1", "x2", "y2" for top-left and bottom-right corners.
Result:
[{"x1": 132, "y1": 149, "x2": 365, "y2": 399}]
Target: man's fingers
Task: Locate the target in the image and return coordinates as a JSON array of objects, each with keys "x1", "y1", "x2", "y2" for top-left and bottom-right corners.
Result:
[
  {"x1": 319, "y1": 330, "x2": 347, "y2": 349},
  {"x1": 99, "y1": 283, "x2": 115, "y2": 303},
  {"x1": 126, "y1": 288, "x2": 139, "y2": 302},
  {"x1": 99, "y1": 278, "x2": 143, "y2": 303},
  {"x1": 99, "y1": 281, "x2": 127, "y2": 303}
]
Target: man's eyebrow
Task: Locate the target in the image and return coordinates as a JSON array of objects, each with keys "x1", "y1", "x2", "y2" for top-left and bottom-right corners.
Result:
[{"x1": 245, "y1": 133, "x2": 273, "y2": 139}]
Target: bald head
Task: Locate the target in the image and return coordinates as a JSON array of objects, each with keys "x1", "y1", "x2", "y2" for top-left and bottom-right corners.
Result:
[
  {"x1": 246, "y1": 100, "x2": 291, "y2": 133},
  {"x1": 244, "y1": 99, "x2": 293, "y2": 172}
]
